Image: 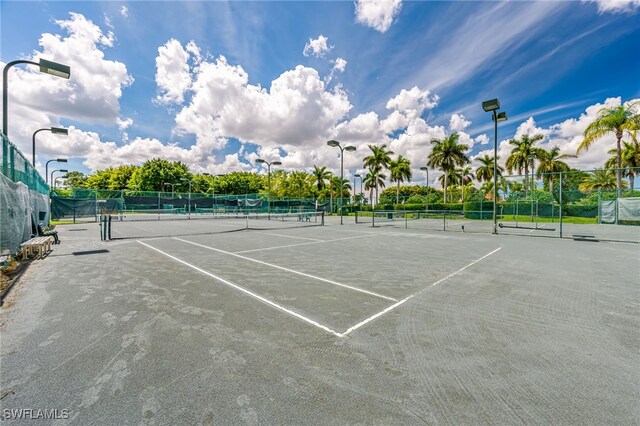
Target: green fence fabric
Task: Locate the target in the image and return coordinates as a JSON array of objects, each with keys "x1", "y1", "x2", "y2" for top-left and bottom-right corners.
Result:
[{"x1": 1, "y1": 131, "x2": 49, "y2": 195}]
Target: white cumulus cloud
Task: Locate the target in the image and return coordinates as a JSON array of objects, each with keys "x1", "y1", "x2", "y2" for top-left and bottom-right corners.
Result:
[
  {"x1": 355, "y1": 0, "x2": 403, "y2": 33},
  {"x1": 303, "y1": 35, "x2": 333, "y2": 57},
  {"x1": 449, "y1": 113, "x2": 471, "y2": 132},
  {"x1": 586, "y1": 0, "x2": 640, "y2": 14},
  {"x1": 155, "y1": 38, "x2": 193, "y2": 105},
  {"x1": 385, "y1": 86, "x2": 439, "y2": 118},
  {"x1": 332, "y1": 57, "x2": 347, "y2": 73}
]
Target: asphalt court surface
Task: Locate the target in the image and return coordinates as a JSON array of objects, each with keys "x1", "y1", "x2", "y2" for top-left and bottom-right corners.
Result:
[
  {"x1": 132, "y1": 226, "x2": 502, "y2": 335},
  {"x1": 1, "y1": 218, "x2": 638, "y2": 425}
]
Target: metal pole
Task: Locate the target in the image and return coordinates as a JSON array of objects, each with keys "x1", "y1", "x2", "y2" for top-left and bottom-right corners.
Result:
[
  {"x1": 340, "y1": 146, "x2": 344, "y2": 225},
  {"x1": 426, "y1": 169, "x2": 429, "y2": 213},
  {"x1": 559, "y1": 171, "x2": 563, "y2": 238},
  {"x1": 268, "y1": 163, "x2": 271, "y2": 219},
  {"x1": 493, "y1": 110, "x2": 498, "y2": 234}
]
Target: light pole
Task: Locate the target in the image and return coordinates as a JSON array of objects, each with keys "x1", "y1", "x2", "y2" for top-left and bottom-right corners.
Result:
[
  {"x1": 180, "y1": 178, "x2": 192, "y2": 216},
  {"x1": 45, "y1": 158, "x2": 67, "y2": 185},
  {"x1": 163, "y1": 182, "x2": 176, "y2": 197},
  {"x1": 3, "y1": 58, "x2": 70, "y2": 176},
  {"x1": 354, "y1": 173, "x2": 362, "y2": 204},
  {"x1": 50, "y1": 169, "x2": 68, "y2": 189},
  {"x1": 482, "y1": 98, "x2": 507, "y2": 234},
  {"x1": 527, "y1": 153, "x2": 536, "y2": 195},
  {"x1": 32, "y1": 127, "x2": 68, "y2": 166},
  {"x1": 420, "y1": 166, "x2": 430, "y2": 212},
  {"x1": 327, "y1": 140, "x2": 356, "y2": 225},
  {"x1": 255, "y1": 158, "x2": 281, "y2": 218}
]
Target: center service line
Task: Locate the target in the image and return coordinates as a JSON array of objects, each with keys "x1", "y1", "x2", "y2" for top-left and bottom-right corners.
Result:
[
  {"x1": 173, "y1": 237, "x2": 397, "y2": 302},
  {"x1": 137, "y1": 241, "x2": 344, "y2": 337},
  {"x1": 341, "y1": 247, "x2": 502, "y2": 336}
]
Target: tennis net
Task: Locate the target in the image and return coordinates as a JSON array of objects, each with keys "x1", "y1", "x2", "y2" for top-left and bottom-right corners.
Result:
[{"x1": 102, "y1": 210, "x2": 324, "y2": 240}]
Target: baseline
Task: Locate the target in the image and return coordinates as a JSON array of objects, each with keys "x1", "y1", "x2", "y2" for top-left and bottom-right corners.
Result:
[
  {"x1": 173, "y1": 237, "x2": 397, "y2": 302},
  {"x1": 137, "y1": 241, "x2": 343, "y2": 337}
]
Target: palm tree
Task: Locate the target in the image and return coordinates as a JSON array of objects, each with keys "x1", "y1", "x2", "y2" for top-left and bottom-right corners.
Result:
[
  {"x1": 579, "y1": 168, "x2": 626, "y2": 192},
  {"x1": 427, "y1": 133, "x2": 470, "y2": 203},
  {"x1": 363, "y1": 166, "x2": 386, "y2": 208},
  {"x1": 475, "y1": 154, "x2": 504, "y2": 183},
  {"x1": 506, "y1": 134, "x2": 544, "y2": 197},
  {"x1": 388, "y1": 155, "x2": 412, "y2": 204},
  {"x1": 605, "y1": 142, "x2": 640, "y2": 193},
  {"x1": 536, "y1": 146, "x2": 576, "y2": 195},
  {"x1": 311, "y1": 165, "x2": 332, "y2": 194},
  {"x1": 579, "y1": 102, "x2": 639, "y2": 196},
  {"x1": 363, "y1": 144, "x2": 393, "y2": 204}
]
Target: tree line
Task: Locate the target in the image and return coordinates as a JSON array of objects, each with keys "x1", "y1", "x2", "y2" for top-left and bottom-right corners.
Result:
[{"x1": 60, "y1": 102, "x2": 639, "y2": 202}]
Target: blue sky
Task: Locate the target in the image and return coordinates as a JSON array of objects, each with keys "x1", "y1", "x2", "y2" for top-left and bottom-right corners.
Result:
[{"x1": 1, "y1": 0, "x2": 639, "y2": 185}]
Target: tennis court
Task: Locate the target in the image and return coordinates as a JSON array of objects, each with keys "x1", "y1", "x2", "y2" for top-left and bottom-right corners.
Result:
[{"x1": 1, "y1": 216, "x2": 638, "y2": 424}]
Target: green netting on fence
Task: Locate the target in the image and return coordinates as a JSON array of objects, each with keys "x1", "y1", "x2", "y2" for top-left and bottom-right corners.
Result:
[{"x1": 1, "y1": 131, "x2": 49, "y2": 195}]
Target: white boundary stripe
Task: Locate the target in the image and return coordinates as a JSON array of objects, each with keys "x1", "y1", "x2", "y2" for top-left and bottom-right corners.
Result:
[
  {"x1": 341, "y1": 247, "x2": 502, "y2": 336},
  {"x1": 234, "y1": 234, "x2": 375, "y2": 254},
  {"x1": 261, "y1": 232, "x2": 324, "y2": 242},
  {"x1": 137, "y1": 241, "x2": 344, "y2": 337},
  {"x1": 173, "y1": 237, "x2": 397, "y2": 302}
]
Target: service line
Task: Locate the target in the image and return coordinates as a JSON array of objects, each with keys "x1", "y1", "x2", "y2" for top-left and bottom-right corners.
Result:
[
  {"x1": 235, "y1": 233, "x2": 376, "y2": 254},
  {"x1": 341, "y1": 247, "x2": 502, "y2": 336},
  {"x1": 137, "y1": 241, "x2": 343, "y2": 337},
  {"x1": 173, "y1": 237, "x2": 397, "y2": 302}
]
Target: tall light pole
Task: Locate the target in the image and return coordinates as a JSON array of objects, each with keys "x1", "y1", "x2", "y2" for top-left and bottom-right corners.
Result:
[
  {"x1": 482, "y1": 98, "x2": 507, "y2": 234},
  {"x1": 32, "y1": 127, "x2": 68, "y2": 166},
  {"x1": 255, "y1": 158, "x2": 282, "y2": 218},
  {"x1": 180, "y1": 178, "x2": 192, "y2": 216},
  {"x1": 3, "y1": 58, "x2": 70, "y2": 176},
  {"x1": 420, "y1": 166, "x2": 430, "y2": 212},
  {"x1": 50, "y1": 169, "x2": 68, "y2": 189},
  {"x1": 327, "y1": 140, "x2": 356, "y2": 225},
  {"x1": 354, "y1": 173, "x2": 362, "y2": 204},
  {"x1": 527, "y1": 153, "x2": 536, "y2": 195},
  {"x1": 45, "y1": 158, "x2": 67, "y2": 185},
  {"x1": 163, "y1": 182, "x2": 176, "y2": 197}
]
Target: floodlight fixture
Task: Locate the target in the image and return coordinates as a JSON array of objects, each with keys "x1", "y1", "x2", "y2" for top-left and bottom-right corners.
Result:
[
  {"x1": 38, "y1": 59, "x2": 71, "y2": 79},
  {"x1": 326, "y1": 140, "x2": 340, "y2": 147},
  {"x1": 482, "y1": 98, "x2": 500, "y2": 112},
  {"x1": 492, "y1": 112, "x2": 508, "y2": 122}
]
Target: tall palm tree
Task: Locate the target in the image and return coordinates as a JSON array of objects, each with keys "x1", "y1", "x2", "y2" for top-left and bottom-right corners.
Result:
[
  {"x1": 605, "y1": 141, "x2": 640, "y2": 193},
  {"x1": 506, "y1": 134, "x2": 545, "y2": 197},
  {"x1": 579, "y1": 168, "x2": 626, "y2": 192},
  {"x1": 427, "y1": 133, "x2": 470, "y2": 203},
  {"x1": 363, "y1": 144, "x2": 393, "y2": 204},
  {"x1": 388, "y1": 155, "x2": 412, "y2": 204},
  {"x1": 475, "y1": 154, "x2": 504, "y2": 183},
  {"x1": 363, "y1": 166, "x2": 386, "y2": 207},
  {"x1": 536, "y1": 146, "x2": 576, "y2": 195},
  {"x1": 311, "y1": 165, "x2": 332, "y2": 194},
  {"x1": 579, "y1": 102, "x2": 639, "y2": 196}
]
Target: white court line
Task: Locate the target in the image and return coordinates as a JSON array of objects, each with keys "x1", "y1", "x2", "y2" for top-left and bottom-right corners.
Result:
[
  {"x1": 529, "y1": 224, "x2": 545, "y2": 233},
  {"x1": 341, "y1": 247, "x2": 502, "y2": 336},
  {"x1": 235, "y1": 234, "x2": 375, "y2": 254},
  {"x1": 261, "y1": 232, "x2": 324, "y2": 242},
  {"x1": 137, "y1": 241, "x2": 343, "y2": 337},
  {"x1": 173, "y1": 237, "x2": 397, "y2": 302}
]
